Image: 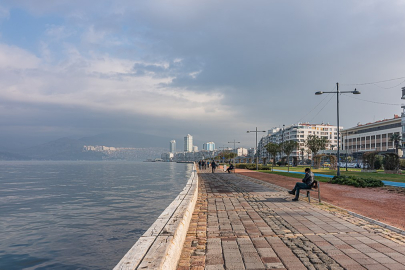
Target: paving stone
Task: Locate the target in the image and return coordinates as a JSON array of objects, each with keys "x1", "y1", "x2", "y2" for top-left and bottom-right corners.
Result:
[{"x1": 176, "y1": 171, "x2": 405, "y2": 270}]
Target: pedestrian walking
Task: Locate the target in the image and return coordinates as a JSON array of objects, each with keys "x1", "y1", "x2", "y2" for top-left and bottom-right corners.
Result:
[{"x1": 211, "y1": 160, "x2": 217, "y2": 173}]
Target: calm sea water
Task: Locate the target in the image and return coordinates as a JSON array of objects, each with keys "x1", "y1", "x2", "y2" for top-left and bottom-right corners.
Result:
[{"x1": 0, "y1": 161, "x2": 194, "y2": 270}]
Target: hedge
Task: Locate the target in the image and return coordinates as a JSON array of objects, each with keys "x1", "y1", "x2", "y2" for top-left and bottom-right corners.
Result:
[{"x1": 329, "y1": 175, "x2": 384, "y2": 188}]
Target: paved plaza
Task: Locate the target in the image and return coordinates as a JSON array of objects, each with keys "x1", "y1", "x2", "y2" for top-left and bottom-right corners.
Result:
[{"x1": 177, "y1": 170, "x2": 405, "y2": 270}]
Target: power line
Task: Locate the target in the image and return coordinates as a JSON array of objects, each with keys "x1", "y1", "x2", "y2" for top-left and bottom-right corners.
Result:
[
  {"x1": 296, "y1": 85, "x2": 336, "y2": 124},
  {"x1": 342, "y1": 93, "x2": 400, "y2": 106},
  {"x1": 309, "y1": 93, "x2": 335, "y2": 122},
  {"x1": 296, "y1": 93, "x2": 329, "y2": 124},
  {"x1": 341, "y1": 76, "x2": 405, "y2": 89}
]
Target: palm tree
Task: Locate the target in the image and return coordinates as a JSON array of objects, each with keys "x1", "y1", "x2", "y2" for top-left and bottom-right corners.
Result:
[{"x1": 389, "y1": 133, "x2": 402, "y2": 155}]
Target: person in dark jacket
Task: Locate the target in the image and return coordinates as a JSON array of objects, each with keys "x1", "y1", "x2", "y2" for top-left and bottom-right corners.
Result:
[
  {"x1": 211, "y1": 160, "x2": 217, "y2": 173},
  {"x1": 288, "y1": 168, "x2": 314, "y2": 201}
]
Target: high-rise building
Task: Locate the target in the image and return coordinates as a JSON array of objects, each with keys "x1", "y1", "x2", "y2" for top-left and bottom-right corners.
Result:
[
  {"x1": 184, "y1": 134, "x2": 193, "y2": 152},
  {"x1": 257, "y1": 123, "x2": 342, "y2": 162},
  {"x1": 203, "y1": 142, "x2": 215, "y2": 151},
  {"x1": 170, "y1": 140, "x2": 176, "y2": 153}
]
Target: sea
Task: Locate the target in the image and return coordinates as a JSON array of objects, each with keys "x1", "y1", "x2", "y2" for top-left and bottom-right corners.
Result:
[{"x1": 0, "y1": 161, "x2": 194, "y2": 270}]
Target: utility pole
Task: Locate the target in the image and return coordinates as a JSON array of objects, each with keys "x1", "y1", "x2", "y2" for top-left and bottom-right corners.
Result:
[{"x1": 247, "y1": 127, "x2": 266, "y2": 170}]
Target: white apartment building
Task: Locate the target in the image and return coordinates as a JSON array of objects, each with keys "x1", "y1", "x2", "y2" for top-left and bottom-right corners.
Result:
[
  {"x1": 203, "y1": 142, "x2": 216, "y2": 151},
  {"x1": 236, "y1": 147, "x2": 248, "y2": 156},
  {"x1": 184, "y1": 134, "x2": 193, "y2": 152},
  {"x1": 401, "y1": 87, "x2": 405, "y2": 153},
  {"x1": 193, "y1": 146, "x2": 199, "y2": 152},
  {"x1": 342, "y1": 115, "x2": 402, "y2": 157},
  {"x1": 258, "y1": 123, "x2": 342, "y2": 162}
]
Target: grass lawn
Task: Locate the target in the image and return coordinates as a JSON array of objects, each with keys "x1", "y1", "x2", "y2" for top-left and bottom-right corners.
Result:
[
  {"x1": 258, "y1": 170, "x2": 331, "y2": 182},
  {"x1": 259, "y1": 166, "x2": 405, "y2": 183}
]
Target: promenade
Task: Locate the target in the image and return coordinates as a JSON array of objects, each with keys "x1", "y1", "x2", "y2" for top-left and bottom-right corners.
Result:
[{"x1": 177, "y1": 169, "x2": 405, "y2": 270}]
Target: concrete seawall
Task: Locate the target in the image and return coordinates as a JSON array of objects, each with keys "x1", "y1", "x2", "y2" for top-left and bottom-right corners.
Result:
[{"x1": 114, "y1": 164, "x2": 198, "y2": 270}]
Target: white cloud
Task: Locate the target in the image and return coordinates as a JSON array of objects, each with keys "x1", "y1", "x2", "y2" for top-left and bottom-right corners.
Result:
[
  {"x1": 45, "y1": 25, "x2": 75, "y2": 40},
  {"x1": 0, "y1": 44, "x2": 40, "y2": 69},
  {"x1": 0, "y1": 43, "x2": 231, "y2": 121}
]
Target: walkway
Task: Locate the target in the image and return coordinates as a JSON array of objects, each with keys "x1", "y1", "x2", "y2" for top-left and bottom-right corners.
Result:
[{"x1": 177, "y1": 170, "x2": 405, "y2": 269}]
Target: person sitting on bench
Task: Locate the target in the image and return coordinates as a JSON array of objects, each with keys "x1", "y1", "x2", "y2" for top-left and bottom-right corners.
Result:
[
  {"x1": 288, "y1": 168, "x2": 314, "y2": 201},
  {"x1": 226, "y1": 164, "x2": 234, "y2": 173}
]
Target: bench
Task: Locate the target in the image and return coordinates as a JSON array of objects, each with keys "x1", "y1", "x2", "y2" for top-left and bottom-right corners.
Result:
[{"x1": 299, "y1": 180, "x2": 321, "y2": 203}]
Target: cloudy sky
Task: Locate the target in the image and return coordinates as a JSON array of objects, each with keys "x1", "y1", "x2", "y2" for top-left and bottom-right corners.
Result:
[{"x1": 1, "y1": 0, "x2": 404, "y2": 149}]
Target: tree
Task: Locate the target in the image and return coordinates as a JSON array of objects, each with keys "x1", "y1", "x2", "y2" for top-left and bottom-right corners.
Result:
[
  {"x1": 280, "y1": 140, "x2": 298, "y2": 172},
  {"x1": 305, "y1": 135, "x2": 329, "y2": 168},
  {"x1": 389, "y1": 133, "x2": 402, "y2": 155},
  {"x1": 362, "y1": 151, "x2": 379, "y2": 170},
  {"x1": 383, "y1": 153, "x2": 400, "y2": 171},
  {"x1": 300, "y1": 148, "x2": 305, "y2": 164},
  {"x1": 216, "y1": 151, "x2": 237, "y2": 162},
  {"x1": 265, "y1": 142, "x2": 280, "y2": 171}
]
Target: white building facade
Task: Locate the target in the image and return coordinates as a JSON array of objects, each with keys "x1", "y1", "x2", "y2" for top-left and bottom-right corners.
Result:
[
  {"x1": 342, "y1": 116, "x2": 402, "y2": 157},
  {"x1": 257, "y1": 123, "x2": 342, "y2": 162},
  {"x1": 203, "y1": 142, "x2": 216, "y2": 151},
  {"x1": 236, "y1": 147, "x2": 248, "y2": 157}
]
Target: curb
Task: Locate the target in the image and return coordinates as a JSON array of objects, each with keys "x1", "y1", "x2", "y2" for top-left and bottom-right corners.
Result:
[{"x1": 114, "y1": 164, "x2": 199, "y2": 270}]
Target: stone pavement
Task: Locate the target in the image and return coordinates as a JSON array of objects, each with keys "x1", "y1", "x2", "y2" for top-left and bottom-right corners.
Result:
[{"x1": 177, "y1": 169, "x2": 405, "y2": 270}]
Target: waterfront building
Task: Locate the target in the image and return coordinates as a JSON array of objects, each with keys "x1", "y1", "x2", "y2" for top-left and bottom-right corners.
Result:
[
  {"x1": 342, "y1": 115, "x2": 402, "y2": 158},
  {"x1": 257, "y1": 123, "x2": 342, "y2": 163},
  {"x1": 193, "y1": 146, "x2": 198, "y2": 152},
  {"x1": 203, "y1": 142, "x2": 216, "y2": 151},
  {"x1": 236, "y1": 147, "x2": 248, "y2": 156},
  {"x1": 401, "y1": 87, "x2": 405, "y2": 154},
  {"x1": 161, "y1": 152, "x2": 174, "y2": 161},
  {"x1": 184, "y1": 134, "x2": 193, "y2": 152},
  {"x1": 248, "y1": 148, "x2": 256, "y2": 158},
  {"x1": 170, "y1": 140, "x2": 176, "y2": 153}
]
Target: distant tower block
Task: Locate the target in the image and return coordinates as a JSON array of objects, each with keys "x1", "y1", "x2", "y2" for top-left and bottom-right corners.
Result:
[
  {"x1": 170, "y1": 140, "x2": 176, "y2": 153},
  {"x1": 184, "y1": 134, "x2": 193, "y2": 152}
]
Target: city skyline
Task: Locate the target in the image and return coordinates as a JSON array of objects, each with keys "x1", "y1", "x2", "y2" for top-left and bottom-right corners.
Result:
[{"x1": 0, "y1": 1, "x2": 404, "y2": 150}]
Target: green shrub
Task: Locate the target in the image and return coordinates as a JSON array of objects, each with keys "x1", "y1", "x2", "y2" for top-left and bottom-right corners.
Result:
[
  {"x1": 261, "y1": 166, "x2": 271, "y2": 170},
  {"x1": 236, "y1": 164, "x2": 248, "y2": 169},
  {"x1": 329, "y1": 175, "x2": 384, "y2": 188},
  {"x1": 374, "y1": 156, "x2": 383, "y2": 170},
  {"x1": 400, "y1": 159, "x2": 405, "y2": 170},
  {"x1": 383, "y1": 153, "x2": 400, "y2": 170}
]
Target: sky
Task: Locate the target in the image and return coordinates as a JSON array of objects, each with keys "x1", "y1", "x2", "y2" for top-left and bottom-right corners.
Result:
[{"x1": 1, "y1": 0, "x2": 405, "y2": 150}]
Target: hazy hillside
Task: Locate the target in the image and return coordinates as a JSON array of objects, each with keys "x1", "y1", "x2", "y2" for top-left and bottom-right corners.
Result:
[{"x1": 80, "y1": 132, "x2": 170, "y2": 148}]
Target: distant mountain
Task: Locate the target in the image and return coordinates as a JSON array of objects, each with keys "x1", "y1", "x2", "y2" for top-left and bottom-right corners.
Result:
[
  {"x1": 80, "y1": 132, "x2": 171, "y2": 148},
  {"x1": 0, "y1": 151, "x2": 31, "y2": 160},
  {"x1": 16, "y1": 137, "x2": 105, "y2": 160},
  {"x1": 3, "y1": 132, "x2": 173, "y2": 161}
]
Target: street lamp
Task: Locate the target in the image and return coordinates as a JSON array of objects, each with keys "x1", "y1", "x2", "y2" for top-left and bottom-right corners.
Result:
[
  {"x1": 315, "y1": 82, "x2": 360, "y2": 176},
  {"x1": 247, "y1": 127, "x2": 266, "y2": 170}
]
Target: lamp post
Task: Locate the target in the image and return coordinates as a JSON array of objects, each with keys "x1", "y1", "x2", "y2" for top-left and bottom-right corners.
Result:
[
  {"x1": 247, "y1": 127, "x2": 266, "y2": 170},
  {"x1": 315, "y1": 82, "x2": 361, "y2": 176},
  {"x1": 281, "y1": 124, "x2": 285, "y2": 164},
  {"x1": 228, "y1": 139, "x2": 240, "y2": 173}
]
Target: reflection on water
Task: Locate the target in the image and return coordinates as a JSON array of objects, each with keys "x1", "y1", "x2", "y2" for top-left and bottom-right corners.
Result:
[{"x1": 0, "y1": 161, "x2": 193, "y2": 270}]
